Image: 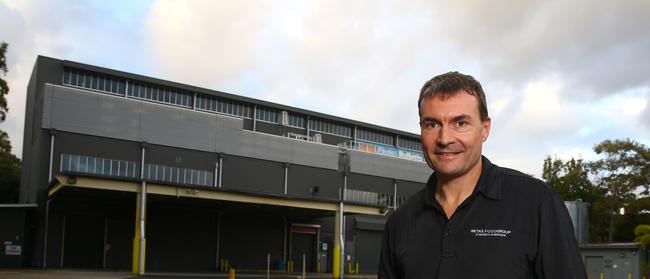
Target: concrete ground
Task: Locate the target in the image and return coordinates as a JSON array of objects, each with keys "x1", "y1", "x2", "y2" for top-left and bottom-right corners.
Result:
[{"x1": 0, "y1": 269, "x2": 378, "y2": 279}]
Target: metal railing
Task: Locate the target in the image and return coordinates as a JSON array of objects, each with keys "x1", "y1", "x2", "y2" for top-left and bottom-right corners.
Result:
[{"x1": 344, "y1": 188, "x2": 393, "y2": 207}]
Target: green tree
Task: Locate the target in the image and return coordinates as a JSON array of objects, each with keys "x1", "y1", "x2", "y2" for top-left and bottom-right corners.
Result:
[
  {"x1": 590, "y1": 139, "x2": 650, "y2": 242},
  {"x1": 542, "y1": 156, "x2": 609, "y2": 242},
  {"x1": 635, "y1": 224, "x2": 650, "y2": 277},
  {"x1": 0, "y1": 42, "x2": 8, "y2": 121},
  {"x1": 0, "y1": 41, "x2": 20, "y2": 203}
]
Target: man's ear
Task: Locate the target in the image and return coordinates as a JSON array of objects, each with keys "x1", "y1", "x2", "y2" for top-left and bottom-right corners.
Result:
[{"x1": 482, "y1": 117, "x2": 491, "y2": 142}]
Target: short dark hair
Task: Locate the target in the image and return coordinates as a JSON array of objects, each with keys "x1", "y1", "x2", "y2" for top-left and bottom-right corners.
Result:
[{"x1": 418, "y1": 71, "x2": 488, "y2": 121}]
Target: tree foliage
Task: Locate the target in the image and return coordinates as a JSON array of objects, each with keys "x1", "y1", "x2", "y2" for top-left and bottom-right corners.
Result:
[
  {"x1": 0, "y1": 41, "x2": 19, "y2": 203},
  {"x1": 0, "y1": 42, "x2": 8, "y2": 121},
  {"x1": 543, "y1": 139, "x2": 650, "y2": 243},
  {"x1": 635, "y1": 224, "x2": 650, "y2": 248}
]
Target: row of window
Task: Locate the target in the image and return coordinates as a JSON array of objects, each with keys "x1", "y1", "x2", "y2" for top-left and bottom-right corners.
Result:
[
  {"x1": 63, "y1": 69, "x2": 126, "y2": 96},
  {"x1": 61, "y1": 154, "x2": 140, "y2": 179},
  {"x1": 357, "y1": 128, "x2": 394, "y2": 146},
  {"x1": 128, "y1": 81, "x2": 193, "y2": 108},
  {"x1": 63, "y1": 68, "x2": 420, "y2": 150},
  {"x1": 309, "y1": 118, "x2": 352, "y2": 138},
  {"x1": 143, "y1": 163, "x2": 213, "y2": 187},
  {"x1": 255, "y1": 106, "x2": 279, "y2": 123},
  {"x1": 60, "y1": 154, "x2": 214, "y2": 187},
  {"x1": 195, "y1": 95, "x2": 253, "y2": 118},
  {"x1": 398, "y1": 137, "x2": 422, "y2": 151}
]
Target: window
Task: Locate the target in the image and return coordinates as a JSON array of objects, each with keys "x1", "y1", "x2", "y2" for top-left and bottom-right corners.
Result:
[
  {"x1": 357, "y1": 128, "x2": 394, "y2": 146},
  {"x1": 309, "y1": 118, "x2": 352, "y2": 137},
  {"x1": 398, "y1": 137, "x2": 422, "y2": 151},
  {"x1": 255, "y1": 106, "x2": 279, "y2": 123},
  {"x1": 62, "y1": 68, "x2": 125, "y2": 96},
  {"x1": 143, "y1": 163, "x2": 214, "y2": 187},
  {"x1": 60, "y1": 154, "x2": 139, "y2": 179},
  {"x1": 127, "y1": 81, "x2": 193, "y2": 108},
  {"x1": 288, "y1": 114, "x2": 305, "y2": 128},
  {"x1": 195, "y1": 94, "x2": 252, "y2": 118}
]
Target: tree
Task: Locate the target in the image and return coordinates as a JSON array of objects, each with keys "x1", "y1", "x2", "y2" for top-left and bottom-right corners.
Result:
[
  {"x1": 635, "y1": 224, "x2": 650, "y2": 277},
  {"x1": 0, "y1": 42, "x2": 8, "y2": 121},
  {"x1": 590, "y1": 139, "x2": 650, "y2": 242},
  {"x1": 0, "y1": 41, "x2": 19, "y2": 203},
  {"x1": 542, "y1": 156, "x2": 609, "y2": 242},
  {"x1": 542, "y1": 156, "x2": 601, "y2": 201}
]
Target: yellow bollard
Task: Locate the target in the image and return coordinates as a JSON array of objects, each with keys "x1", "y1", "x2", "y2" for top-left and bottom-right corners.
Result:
[
  {"x1": 628, "y1": 273, "x2": 632, "y2": 279},
  {"x1": 600, "y1": 272, "x2": 604, "y2": 279},
  {"x1": 333, "y1": 247, "x2": 341, "y2": 278},
  {"x1": 316, "y1": 260, "x2": 320, "y2": 273},
  {"x1": 229, "y1": 268, "x2": 235, "y2": 279},
  {"x1": 355, "y1": 262, "x2": 359, "y2": 274}
]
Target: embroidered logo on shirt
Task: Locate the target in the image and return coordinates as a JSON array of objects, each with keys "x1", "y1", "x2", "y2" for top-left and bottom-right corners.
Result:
[{"x1": 470, "y1": 228, "x2": 512, "y2": 237}]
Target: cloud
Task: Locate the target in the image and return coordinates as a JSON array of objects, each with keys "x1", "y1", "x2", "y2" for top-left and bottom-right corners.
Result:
[
  {"x1": 2, "y1": 0, "x2": 649, "y2": 178},
  {"x1": 433, "y1": 0, "x2": 650, "y2": 98}
]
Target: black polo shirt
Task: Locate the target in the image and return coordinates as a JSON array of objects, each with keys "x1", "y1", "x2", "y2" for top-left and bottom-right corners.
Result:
[{"x1": 378, "y1": 156, "x2": 586, "y2": 279}]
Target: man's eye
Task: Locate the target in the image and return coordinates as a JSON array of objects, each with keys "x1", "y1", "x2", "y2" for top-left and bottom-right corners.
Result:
[{"x1": 457, "y1": 120, "x2": 467, "y2": 126}]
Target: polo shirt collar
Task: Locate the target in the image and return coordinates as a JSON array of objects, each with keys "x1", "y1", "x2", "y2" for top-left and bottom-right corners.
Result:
[{"x1": 423, "y1": 156, "x2": 502, "y2": 208}]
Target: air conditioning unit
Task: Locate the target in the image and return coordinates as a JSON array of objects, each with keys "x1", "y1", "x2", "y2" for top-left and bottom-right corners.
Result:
[
  {"x1": 313, "y1": 133, "x2": 322, "y2": 143},
  {"x1": 281, "y1": 111, "x2": 289, "y2": 125}
]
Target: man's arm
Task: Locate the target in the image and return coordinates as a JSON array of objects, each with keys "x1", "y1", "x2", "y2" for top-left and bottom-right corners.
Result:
[
  {"x1": 378, "y1": 220, "x2": 398, "y2": 279},
  {"x1": 534, "y1": 193, "x2": 587, "y2": 279}
]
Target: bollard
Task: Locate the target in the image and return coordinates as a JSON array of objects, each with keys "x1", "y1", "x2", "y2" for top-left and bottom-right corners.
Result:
[
  {"x1": 355, "y1": 262, "x2": 359, "y2": 275},
  {"x1": 302, "y1": 254, "x2": 306, "y2": 279},
  {"x1": 600, "y1": 272, "x2": 604, "y2": 279},
  {"x1": 628, "y1": 273, "x2": 632, "y2": 279},
  {"x1": 229, "y1": 268, "x2": 235, "y2": 279}
]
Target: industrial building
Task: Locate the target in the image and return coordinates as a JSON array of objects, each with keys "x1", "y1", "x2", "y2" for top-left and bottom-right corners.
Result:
[{"x1": 16, "y1": 56, "x2": 431, "y2": 275}]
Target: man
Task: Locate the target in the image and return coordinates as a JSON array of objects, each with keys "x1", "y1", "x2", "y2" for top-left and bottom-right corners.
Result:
[{"x1": 379, "y1": 72, "x2": 586, "y2": 279}]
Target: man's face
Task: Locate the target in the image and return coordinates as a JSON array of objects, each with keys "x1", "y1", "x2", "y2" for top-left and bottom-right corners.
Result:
[{"x1": 419, "y1": 91, "x2": 490, "y2": 179}]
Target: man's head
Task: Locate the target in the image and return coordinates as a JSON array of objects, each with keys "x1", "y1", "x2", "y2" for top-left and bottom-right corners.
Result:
[
  {"x1": 418, "y1": 72, "x2": 491, "y2": 180},
  {"x1": 418, "y1": 71, "x2": 488, "y2": 121}
]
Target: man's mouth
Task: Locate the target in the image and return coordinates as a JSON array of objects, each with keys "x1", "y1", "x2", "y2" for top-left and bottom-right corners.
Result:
[{"x1": 434, "y1": 151, "x2": 462, "y2": 158}]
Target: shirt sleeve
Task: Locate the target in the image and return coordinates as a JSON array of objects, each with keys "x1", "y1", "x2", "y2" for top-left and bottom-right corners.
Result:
[
  {"x1": 378, "y1": 219, "x2": 398, "y2": 279},
  {"x1": 534, "y1": 193, "x2": 587, "y2": 279}
]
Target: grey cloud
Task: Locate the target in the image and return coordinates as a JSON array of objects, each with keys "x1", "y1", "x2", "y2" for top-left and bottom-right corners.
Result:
[{"x1": 433, "y1": 0, "x2": 650, "y2": 98}]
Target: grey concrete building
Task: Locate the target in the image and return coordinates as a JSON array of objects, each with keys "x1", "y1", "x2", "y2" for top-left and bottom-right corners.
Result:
[{"x1": 18, "y1": 56, "x2": 431, "y2": 275}]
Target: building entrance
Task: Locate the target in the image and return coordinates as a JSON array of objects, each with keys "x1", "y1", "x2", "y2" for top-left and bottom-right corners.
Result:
[{"x1": 290, "y1": 225, "x2": 319, "y2": 273}]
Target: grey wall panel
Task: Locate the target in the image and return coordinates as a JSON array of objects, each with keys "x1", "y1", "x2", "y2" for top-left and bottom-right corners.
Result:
[
  {"x1": 45, "y1": 85, "x2": 140, "y2": 139},
  {"x1": 43, "y1": 84, "x2": 339, "y2": 171},
  {"x1": 235, "y1": 131, "x2": 340, "y2": 170},
  {"x1": 287, "y1": 165, "x2": 342, "y2": 199},
  {"x1": 41, "y1": 85, "x2": 52, "y2": 129},
  {"x1": 349, "y1": 150, "x2": 431, "y2": 183},
  {"x1": 222, "y1": 156, "x2": 284, "y2": 194},
  {"x1": 348, "y1": 173, "x2": 393, "y2": 194},
  {"x1": 146, "y1": 143, "x2": 217, "y2": 171}
]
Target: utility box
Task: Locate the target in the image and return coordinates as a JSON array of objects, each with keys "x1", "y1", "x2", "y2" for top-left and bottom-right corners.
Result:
[
  {"x1": 581, "y1": 243, "x2": 648, "y2": 279},
  {"x1": 0, "y1": 204, "x2": 37, "y2": 268},
  {"x1": 565, "y1": 200, "x2": 589, "y2": 243}
]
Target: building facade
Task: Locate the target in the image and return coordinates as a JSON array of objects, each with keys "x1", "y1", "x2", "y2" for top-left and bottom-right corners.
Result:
[{"x1": 19, "y1": 56, "x2": 431, "y2": 275}]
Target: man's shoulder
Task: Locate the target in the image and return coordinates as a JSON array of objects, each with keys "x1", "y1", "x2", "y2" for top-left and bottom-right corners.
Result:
[{"x1": 493, "y1": 163, "x2": 558, "y2": 200}]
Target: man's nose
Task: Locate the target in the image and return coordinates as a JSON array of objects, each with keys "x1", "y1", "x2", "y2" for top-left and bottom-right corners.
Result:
[{"x1": 436, "y1": 125, "x2": 454, "y2": 146}]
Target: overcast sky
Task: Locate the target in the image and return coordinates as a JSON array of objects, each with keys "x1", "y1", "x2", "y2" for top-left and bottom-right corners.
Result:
[{"x1": 1, "y1": 0, "x2": 648, "y2": 177}]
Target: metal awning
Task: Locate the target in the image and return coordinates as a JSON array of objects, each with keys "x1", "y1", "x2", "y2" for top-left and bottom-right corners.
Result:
[{"x1": 49, "y1": 174, "x2": 385, "y2": 215}]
